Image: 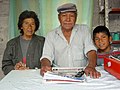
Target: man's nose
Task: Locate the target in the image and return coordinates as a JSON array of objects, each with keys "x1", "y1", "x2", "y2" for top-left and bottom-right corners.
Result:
[{"x1": 66, "y1": 16, "x2": 70, "y2": 21}]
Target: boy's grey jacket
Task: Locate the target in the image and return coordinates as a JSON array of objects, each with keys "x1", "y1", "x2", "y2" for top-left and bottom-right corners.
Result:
[{"x1": 2, "y1": 34, "x2": 45, "y2": 75}]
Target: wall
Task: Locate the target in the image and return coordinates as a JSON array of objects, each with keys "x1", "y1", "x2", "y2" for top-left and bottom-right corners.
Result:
[
  {"x1": 0, "y1": 0, "x2": 9, "y2": 79},
  {"x1": 92, "y1": 0, "x2": 120, "y2": 32}
]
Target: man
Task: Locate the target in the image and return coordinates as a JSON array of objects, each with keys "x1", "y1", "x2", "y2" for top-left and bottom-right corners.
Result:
[{"x1": 40, "y1": 3, "x2": 101, "y2": 78}]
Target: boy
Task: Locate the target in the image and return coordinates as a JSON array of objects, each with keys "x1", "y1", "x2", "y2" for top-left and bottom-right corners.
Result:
[{"x1": 93, "y1": 26, "x2": 120, "y2": 66}]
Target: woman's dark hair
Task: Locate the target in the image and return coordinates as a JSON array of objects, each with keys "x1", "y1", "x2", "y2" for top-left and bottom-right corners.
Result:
[
  {"x1": 18, "y1": 10, "x2": 39, "y2": 35},
  {"x1": 93, "y1": 25, "x2": 111, "y2": 41}
]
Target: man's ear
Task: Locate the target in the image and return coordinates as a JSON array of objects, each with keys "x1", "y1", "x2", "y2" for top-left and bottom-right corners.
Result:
[{"x1": 58, "y1": 14, "x2": 60, "y2": 21}]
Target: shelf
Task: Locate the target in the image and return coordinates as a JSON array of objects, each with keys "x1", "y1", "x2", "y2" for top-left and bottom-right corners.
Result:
[
  {"x1": 112, "y1": 40, "x2": 120, "y2": 44},
  {"x1": 109, "y1": 8, "x2": 120, "y2": 14},
  {"x1": 99, "y1": 8, "x2": 120, "y2": 14}
]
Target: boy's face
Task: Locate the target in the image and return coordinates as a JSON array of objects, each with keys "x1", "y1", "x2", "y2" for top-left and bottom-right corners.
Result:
[{"x1": 94, "y1": 32, "x2": 112, "y2": 52}]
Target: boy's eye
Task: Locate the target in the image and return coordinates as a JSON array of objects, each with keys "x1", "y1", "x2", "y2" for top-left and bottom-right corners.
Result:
[
  {"x1": 102, "y1": 35, "x2": 107, "y2": 39},
  {"x1": 102, "y1": 36, "x2": 106, "y2": 38},
  {"x1": 95, "y1": 38, "x2": 99, "y2": 41}
]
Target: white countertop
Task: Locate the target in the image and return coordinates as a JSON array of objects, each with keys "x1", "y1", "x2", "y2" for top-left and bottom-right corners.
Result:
[{"x1": 0, "y1": 66, "x2": 120, "y2": 90}]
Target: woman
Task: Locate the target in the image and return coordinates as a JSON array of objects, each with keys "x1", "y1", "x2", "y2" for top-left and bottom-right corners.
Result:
[{"x1": 2, "y1": 10, "x2": 45, "y2": 75}]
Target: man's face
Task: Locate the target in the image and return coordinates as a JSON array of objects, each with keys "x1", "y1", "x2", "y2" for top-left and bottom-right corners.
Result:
[{"x1": 58, "y1": 12, "x2": 77, "y2": 31}]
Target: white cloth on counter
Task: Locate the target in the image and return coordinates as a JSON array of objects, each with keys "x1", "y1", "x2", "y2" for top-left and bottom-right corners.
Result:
[{"x1": 0, "y1": 66, "x2": 120, "y2": 90}]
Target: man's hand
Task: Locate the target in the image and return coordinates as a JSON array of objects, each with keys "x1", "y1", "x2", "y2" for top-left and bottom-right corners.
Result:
[
  {"x1": 40, "y1": 66, "x2": 52, "y2": 76},
  {"x1": 40, "y1": 58, "x2": 52, "y2": 76},
  {"x1": 84, "y1": 66, "x2": 101, "y2": 78},
  {"x1": 85, "y1": 50, "x2": 101, "y2": 78},
  {"x1": 14, "y1": 61, "x2": 29, "y2": 70}
]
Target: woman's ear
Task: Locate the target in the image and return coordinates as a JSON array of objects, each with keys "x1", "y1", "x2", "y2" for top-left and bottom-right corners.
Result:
[{"x1": 21, "y1": 27, "x2": 23, "y2": 30}]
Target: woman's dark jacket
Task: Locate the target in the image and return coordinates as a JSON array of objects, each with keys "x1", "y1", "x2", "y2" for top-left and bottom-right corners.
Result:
[{"x1": 2, "y1": 34, "x2": 45, "y2": 75}]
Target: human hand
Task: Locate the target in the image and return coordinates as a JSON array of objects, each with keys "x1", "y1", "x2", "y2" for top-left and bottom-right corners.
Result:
[
  {"x1": 14, "y1": 61, "x2": 29, "y2": 70},
  {"x1": 84, "y1": 66, "x2": 101, "y2": 78},
  {"x1": 40, "y1": 66, "x2": 52, "y2": 76}
]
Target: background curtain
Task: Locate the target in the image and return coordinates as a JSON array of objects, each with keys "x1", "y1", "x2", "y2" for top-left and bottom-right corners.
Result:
[{"x1": 9, "y1": 0, "x2": 93, "y2": 39}]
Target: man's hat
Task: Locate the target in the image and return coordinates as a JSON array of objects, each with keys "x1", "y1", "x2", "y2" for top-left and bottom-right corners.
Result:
[{"x1": 57, "y1": 3, "x2": 77, "y2": 13}]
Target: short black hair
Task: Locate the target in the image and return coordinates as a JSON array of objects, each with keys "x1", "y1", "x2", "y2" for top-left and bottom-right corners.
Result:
[
  {"x1": 93, "y1": 26, "x2": 111, "y2": 41},
  {"x1": 18, "y1": 10, "x2": 39, "y2": 35}
]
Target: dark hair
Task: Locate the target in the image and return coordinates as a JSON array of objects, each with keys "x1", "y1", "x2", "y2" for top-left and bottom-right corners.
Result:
[
  {"x1": 93, "y1": 26, "x2": 111, "y2": 41},
  {"x1": 18, "y1": 10, "x2": 39, "y2": 35}
]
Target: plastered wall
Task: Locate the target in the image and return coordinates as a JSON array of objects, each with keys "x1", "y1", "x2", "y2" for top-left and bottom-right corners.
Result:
[{"x1": 0, "y1": 0, "x2": 9, "y2": 79}]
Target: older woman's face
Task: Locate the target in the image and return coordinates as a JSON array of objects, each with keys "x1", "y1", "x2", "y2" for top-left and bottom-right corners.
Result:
[
  {"x1": 58, "y1": 12, "x2": 77, "y2": 31},
  {"x1": 21, "y1": 18, "x2": 36, "y2": 38}
]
